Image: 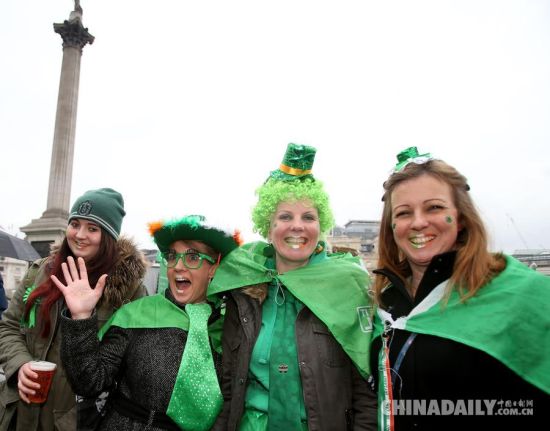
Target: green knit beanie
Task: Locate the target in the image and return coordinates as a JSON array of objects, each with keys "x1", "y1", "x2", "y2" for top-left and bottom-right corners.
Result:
[{"x1": 69, "y1": 188, "x2": 126, "y2": 239}]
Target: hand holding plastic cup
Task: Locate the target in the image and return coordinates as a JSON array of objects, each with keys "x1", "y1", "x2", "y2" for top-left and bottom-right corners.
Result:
[{"x1": 28, "y1": 361, "x2": 57, "y2": 403}]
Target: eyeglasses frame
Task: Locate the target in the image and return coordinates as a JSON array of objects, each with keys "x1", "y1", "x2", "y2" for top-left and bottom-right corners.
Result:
[{"x1": 161, "y1": 250, "x2": 216, "y2": 269}]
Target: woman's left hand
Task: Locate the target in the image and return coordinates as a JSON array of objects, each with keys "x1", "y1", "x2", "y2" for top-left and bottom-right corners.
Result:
[{"x1": 51, "y1": 256, "x2": 107, "y2": 320}]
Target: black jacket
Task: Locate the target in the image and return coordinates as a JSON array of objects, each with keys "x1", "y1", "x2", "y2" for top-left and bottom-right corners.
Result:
[
  {"x1": 213, "y1": 287, "x2": 377, "y2": 431},
  {"x1": 371, "y1": 251, "x2": 549, "y2": 430},
  {"x1": 61, "y1": 291, "x2": 222, "y2": 431}
]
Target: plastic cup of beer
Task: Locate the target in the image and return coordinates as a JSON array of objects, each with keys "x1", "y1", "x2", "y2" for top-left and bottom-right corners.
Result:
[{"x1": 28, "y1": 361, "x2": 57, "y2": 403}]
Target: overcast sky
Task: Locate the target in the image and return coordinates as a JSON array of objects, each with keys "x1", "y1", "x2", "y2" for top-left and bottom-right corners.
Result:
[{"x1": 1, "y1": 0, "x2": 549, "y2": 253}]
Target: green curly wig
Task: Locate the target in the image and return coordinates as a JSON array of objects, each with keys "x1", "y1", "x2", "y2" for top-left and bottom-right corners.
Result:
[{"x1": 252, "y1": 177, "x2": 335, "y2": 238}]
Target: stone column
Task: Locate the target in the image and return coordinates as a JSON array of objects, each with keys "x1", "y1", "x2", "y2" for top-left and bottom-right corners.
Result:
[{"x1": 20, "y1": 5, "x2": 94, "y2": 257}]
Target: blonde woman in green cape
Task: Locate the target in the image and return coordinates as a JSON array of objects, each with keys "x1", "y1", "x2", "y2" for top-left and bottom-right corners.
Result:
[
  {"x1": 372, "y1": 147, "x2": 550, "y2": 430},
  {"x1": 209, "y1": 144, "x2": 377, "y2": 431},
  {"x1": 55, "y1": 215, "x2": 242, "y2": 431}
]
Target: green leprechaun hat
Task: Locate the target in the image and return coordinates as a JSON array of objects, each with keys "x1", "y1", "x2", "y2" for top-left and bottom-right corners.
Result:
[
  {"x1": 268, "y1": 143, "x2": 317, "y2": 181},
  {"x1": 393, "y1": 146, "x2": 433, "y2": 172},
  {"x1": 148, "y1": 215, "x2": 243, "y2": 257}
]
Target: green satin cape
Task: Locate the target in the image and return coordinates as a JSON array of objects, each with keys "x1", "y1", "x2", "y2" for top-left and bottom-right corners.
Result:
[{"x1": 208, "y1": 241, "x2": 374, "y2": 377}]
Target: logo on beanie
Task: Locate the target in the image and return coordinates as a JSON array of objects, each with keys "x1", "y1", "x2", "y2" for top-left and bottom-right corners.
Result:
[{"x1": 77, "y1": 200, "x2": 93, "y2": 216}]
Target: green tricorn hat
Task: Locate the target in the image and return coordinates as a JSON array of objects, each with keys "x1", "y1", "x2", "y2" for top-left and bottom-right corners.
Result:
[
  {"x1": 268, "y1": 143, "x2": 317, "y2": 181},
  {"x1": 148, "y1": 215, "x2": 243, "y2": 257}
]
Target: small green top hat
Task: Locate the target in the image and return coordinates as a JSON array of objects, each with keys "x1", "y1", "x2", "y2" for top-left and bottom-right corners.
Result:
[
  {"x1": 268, "y1": 143, "x2": 316, "y2": 181},
  {"x1": 393, "y1": 146, "x2": 433, "y2": 172},
  {"x1": 148, "y1": 215, "x2": 242, "y2": 257}
]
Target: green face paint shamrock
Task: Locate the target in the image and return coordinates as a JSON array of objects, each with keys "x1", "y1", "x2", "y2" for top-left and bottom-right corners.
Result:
[{"x1": 446, "y1": 216, "x2": 453, "y2": 224}]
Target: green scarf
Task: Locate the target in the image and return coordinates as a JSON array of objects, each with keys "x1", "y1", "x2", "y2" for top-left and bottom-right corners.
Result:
[
  {"x1": 208, "y1": 241, "x2": 373, "y2": 377},
  {"x1": 373, "y1": 255, "x2": 550, "y2": 429},
  {"x1": 97, "y1": 293, "x2": 223, "y2": 353}
]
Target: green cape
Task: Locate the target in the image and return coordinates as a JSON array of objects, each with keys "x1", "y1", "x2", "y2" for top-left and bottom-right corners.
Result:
[
  {"x1": 208, "y1": 241, "x2": 374, "y2": 377},
  {"x1": 97, "y1": 293, "x2": 223, "y2": 353},
  {"x1": 373, "y1": 255, "x2": 550, "y2": 394}
]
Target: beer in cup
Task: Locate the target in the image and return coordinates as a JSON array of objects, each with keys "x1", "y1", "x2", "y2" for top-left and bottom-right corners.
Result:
[{"x1": 28, "y1": 361, "x2": 57, "y2": 403}]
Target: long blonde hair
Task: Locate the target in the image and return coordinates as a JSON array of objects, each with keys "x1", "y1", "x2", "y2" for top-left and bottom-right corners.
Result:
[{"x1": 374, "y1": 159, "x2": 505, "y2": 304}]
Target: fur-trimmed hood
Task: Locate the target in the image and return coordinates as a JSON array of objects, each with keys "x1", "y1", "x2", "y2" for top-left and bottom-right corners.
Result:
[
  {"x1": 50, "y1": 235, "x2": 147, "y2": 308},
  {"x1": 103, "y1": 236, "x2": 147, "y2": 308}
]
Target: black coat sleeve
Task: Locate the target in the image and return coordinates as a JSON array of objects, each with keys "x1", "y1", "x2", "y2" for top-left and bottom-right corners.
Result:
[
  {"x1": 351, "y1": 365, "x2": 378, "y2": 431},
  {"x1": 60, "y1": 310, "x2": 129, "y2": 397},
  {"x1": 211, "y1": 296, "x2": 241, "y2": 430}
]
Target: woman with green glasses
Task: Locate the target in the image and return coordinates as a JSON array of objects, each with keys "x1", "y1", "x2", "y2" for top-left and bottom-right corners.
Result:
[{"x1": 55, "y1": 215, "x2": 242, "y2": 431}]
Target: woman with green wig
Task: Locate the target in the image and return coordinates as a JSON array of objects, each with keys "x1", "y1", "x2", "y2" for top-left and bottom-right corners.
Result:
[{"x1": 210, "y1": 143, "x2": 377, "y2": 431}]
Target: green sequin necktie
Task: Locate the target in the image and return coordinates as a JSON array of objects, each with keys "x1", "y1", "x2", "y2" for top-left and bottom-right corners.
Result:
[{"x1": 167, "y1": 303, "x2": 222, "y2": 430}]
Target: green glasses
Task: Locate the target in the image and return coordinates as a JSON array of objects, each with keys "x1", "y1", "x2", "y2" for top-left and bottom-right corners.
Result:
[{"x1": 162, "y1": 251, "x2": 216, "y2": 269}]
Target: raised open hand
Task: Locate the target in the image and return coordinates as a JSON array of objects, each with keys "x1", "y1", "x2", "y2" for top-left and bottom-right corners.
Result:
[{"x1": 51, "y1": 256, "x2": 107, "y2": 320}]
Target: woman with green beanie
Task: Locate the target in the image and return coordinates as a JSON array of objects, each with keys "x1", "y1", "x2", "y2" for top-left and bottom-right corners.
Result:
[
  {"x1": 0, "y1": 188, "x2": 147, "y2": 431},
  {"x1": 210, "y1": 144, "x2": 377, "y2": 431},
  {"x1": 56, "y1": 215, "x2": 242, "y2": 430}
]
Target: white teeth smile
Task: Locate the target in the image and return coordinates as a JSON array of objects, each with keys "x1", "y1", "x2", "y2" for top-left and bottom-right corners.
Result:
[
  {"x1": 285, "y1": 237, "x2": 306, "y2": 249},
  {"x1": 175, "y1": 277, "x2": 190, "y2": 293},
  {"x1": 409, "y1": 234, "x2": 435, "y2": 249}
]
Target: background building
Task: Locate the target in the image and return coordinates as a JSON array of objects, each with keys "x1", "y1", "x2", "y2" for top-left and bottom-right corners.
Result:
[
  {"x1": 0, "y1": 257, "x2": 29, "y2": 299},
  {"x1": 511, "y1": 249, "x2": 550, "y2": 276},
  {"x1": 327, "y1": 220, "x2": 380, "y2": 270},
  {"x1": 141, "y1": 249, "x2": 161, "y2": 295}
]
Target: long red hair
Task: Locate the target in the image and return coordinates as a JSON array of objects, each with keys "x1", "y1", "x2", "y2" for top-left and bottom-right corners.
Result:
[{"x1": 24, "y1": 231, "x2": 118, "y2": 337}]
